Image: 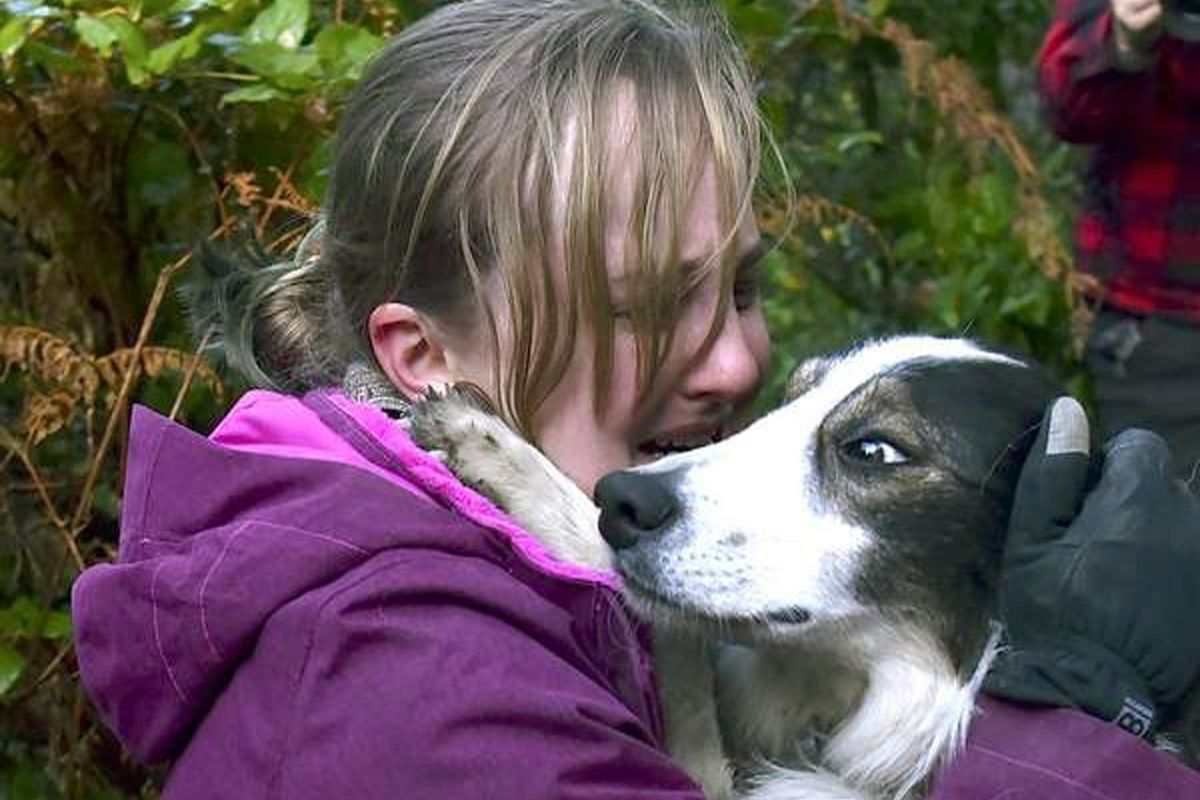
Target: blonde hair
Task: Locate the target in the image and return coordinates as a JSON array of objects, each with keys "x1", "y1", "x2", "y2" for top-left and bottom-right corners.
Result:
[{"x1": 211, "y1": 0, "x2": 766, "y2": 439}]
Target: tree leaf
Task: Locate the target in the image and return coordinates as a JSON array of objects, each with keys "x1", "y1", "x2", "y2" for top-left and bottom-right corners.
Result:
[
  {"x1": 74, "y1": 14, "x2": 119, "y2": 57},
  {"x1": 0, "y1": 16, "x2": 31, "y2": 58},
  {"x1": 247, "y1": 0, "x2": 309, "y2": 49},
  {"x1": 834, "y1": 130, "x2": 884, "y2": 154},
  {"x1": 218, "y1": 82, "x2": 286, "y2": 106},
  {"x1": 722, "y1": 1, "x2": 784, "y2": 38},
  {"x1": 315, "y1": 23, "x2": 381, "y2": 83},
  {"x1": 136, "y1": 0, "x2": 186, "y2": 18},
  {"x1": 0, "y1": 597, "x2": 70, "y2": 640},
  {"x1": 0, "y1": 644, "x2": 24, "y2": 698},
  {"x1": 40, "y1": 610, "x2": 71, "y2": 640},
  {"x1": 22, "y1": 40, "x2": 86, "y2": 72},
  {"x1": 146, "y1": 24, "x2": 206, "y2": 75},
  {"x1": 74, "y1": 14, "x2": 150, "y2": 84},
  {"x1": 226, "y1": 40, "x2": 318, "y2": 88},
  {"x1": 0, "y1": 596, "x2": 39, "y2": 638},
  {"x1": 166, "y1": 0, "x2": 219, "y2": 13},
  {"x1": 868, "y1": 0, "x2": 891, "y2": 18}
]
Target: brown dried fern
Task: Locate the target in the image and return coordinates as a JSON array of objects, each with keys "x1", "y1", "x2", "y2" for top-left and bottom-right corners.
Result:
[
  {"x1": 224, "y1": 169, "x2": 263, "y2": 210},
  {"x1": 221, "y1": 164, "x2": 317, "y2": 242},
  {"x1": 95, "y1": 347, "x2": 224, "y2": 400},
  {"x1": 268, "y1": 165, "x2": 319, "y2": 217},
  {"x1": 71, "y1": 252, "x2": 196, "y2": 532},
  {"x1": 1, "y1": 327, "x2": 223, "y2": 404},
  {"x1": 829, "y1": 5, "x2": 1089, "y2": 347},
  {"x1": 4, "y1": 315, "x2": 225, "y2": 544},
  {"x1": 20, "y1": 390, "x2": 79, "y2": 447},
  {"x1": 793, "y1": 193, "x2": 895, "y2": 265},
  {"x1": 0, "y1": 326, "x2": 99, "y2": 400}
]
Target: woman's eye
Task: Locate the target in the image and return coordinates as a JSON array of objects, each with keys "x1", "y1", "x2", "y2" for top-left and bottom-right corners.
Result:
[
  {"x1": 608, "y1": 295, "x2": 635, "y2": 321},
  {"x1": 733, "y1": 276, "x2": 760, "y2": 310},
  {"x1": 842, "y1": 438, "x2": 909, "y2": 466}
]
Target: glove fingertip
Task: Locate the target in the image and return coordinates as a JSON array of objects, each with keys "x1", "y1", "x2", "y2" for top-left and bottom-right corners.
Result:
[
  {"x1": 1010, "y1": 397, "x2": 1092, "y2": 537},
  {"x1": 1045, "y1": 397, "x2": 1090, "y2": 458},
  {"x1": 1098, "y1": 427, "x2": 1174, "y2": 488},
  {"x1": 1104, "y1": 427, "x2": 1170, "y2": 461}
]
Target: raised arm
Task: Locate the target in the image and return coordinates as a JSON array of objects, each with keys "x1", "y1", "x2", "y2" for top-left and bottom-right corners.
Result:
[{"x1": 1039, "y1": 0, "x2": 1160, "y2": 142}]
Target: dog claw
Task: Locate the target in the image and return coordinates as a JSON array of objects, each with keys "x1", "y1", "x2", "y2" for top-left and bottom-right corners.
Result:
[{"x1": 406, "y1": 385, "x2": 610, "y2": 572}]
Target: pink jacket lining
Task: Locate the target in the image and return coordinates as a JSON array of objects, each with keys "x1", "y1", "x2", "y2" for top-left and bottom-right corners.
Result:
[{"x1": 208, "y1": 390, "x2": 621, "y2": 591}]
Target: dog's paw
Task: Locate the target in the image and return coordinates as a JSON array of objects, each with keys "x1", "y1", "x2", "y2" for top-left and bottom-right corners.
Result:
[
  {"x1": 408, "y1": 385, "x2": 514, "y2": 501},
  {"x1": 408, "y1": 385, "x2": 610, "y2": 572}
]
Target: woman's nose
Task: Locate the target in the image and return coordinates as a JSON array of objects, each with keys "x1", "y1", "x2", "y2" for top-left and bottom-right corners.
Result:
[{"x1": 680, "y1": 305, "x2": 767, "y2": 403}]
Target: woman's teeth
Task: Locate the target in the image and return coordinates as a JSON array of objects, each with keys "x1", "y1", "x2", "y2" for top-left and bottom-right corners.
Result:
[{"x1": 640, "y1": 431, "x2": 722, "y2": 456}]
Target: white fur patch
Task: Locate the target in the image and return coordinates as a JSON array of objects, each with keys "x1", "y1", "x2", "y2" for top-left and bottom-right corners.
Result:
[
  {"x1": 622, "y1": 336, "x2": 1020, "y2": 622},
  {"x1": 617, "y1": 336, "x2": 1023, "y2": 798}
]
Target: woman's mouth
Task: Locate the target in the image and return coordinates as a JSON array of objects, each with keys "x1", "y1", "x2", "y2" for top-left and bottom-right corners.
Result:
[{"x1": 636, "y1": 427, "x2": 725, "y2": 460}]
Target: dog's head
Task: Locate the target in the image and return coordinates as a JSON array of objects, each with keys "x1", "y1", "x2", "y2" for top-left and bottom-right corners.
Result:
[{"x1": 597, "y1": 336, "x2": 1061, "y2": 657}]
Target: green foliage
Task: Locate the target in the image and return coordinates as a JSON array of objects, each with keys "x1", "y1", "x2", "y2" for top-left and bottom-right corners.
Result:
[
  {"x1": 0, "y1": 596, "x2": 70, "y2": 696},
  {"x1": 726, "y1": 0, "x2": 1083, "y2": 409},
  {"x1": 0, "y1": 1, "x2": 1085, "y2": 796},
  {"x1": 0, "y1": 1, "x2": 401, "y2": 795}
]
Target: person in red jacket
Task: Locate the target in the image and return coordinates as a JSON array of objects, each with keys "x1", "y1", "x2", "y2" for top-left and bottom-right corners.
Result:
[{"x1": 1039, "y1": 0, "x2": 1200, "y2": 478}]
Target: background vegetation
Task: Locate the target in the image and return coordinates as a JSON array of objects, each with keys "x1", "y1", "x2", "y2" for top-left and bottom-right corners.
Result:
[{"x1": 0, "y1": 0, "x2": 1089, "y2": 796}]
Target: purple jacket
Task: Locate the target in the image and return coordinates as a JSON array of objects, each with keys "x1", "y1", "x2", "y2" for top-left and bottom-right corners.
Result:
[{"x1": 72, "y1": 390, "x2": 1200, "y2": 799}]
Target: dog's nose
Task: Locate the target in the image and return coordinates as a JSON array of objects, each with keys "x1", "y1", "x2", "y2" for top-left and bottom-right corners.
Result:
[{"x1": 595, "y1": 470, "x2": 679, "y2": 550}]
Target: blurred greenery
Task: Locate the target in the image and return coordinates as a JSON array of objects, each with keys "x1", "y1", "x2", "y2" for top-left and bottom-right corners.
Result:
[{"x1": 0, "y1": 0, "x2": 1087, "y2": 796}]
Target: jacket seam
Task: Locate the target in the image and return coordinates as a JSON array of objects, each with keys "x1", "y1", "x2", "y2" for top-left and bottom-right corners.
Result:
[
  {"x1": 149, "y1": 559, "x2": 189, "y2": 704},
  {"x1": 970, "y1": 744, "x2": 1118, "y2": 800},
  {"x1": 132, "y1": 412, "x2": 169, "y2": 537},
  {"x1": 194, "y1": 520, "x2": 373, "y2": 663},
  {"x1": 302, "y1": 390, "x2": 419, "y2": 485},
  {"x1": 264, "y1": 551, "x2": 426, "y2": 800}
]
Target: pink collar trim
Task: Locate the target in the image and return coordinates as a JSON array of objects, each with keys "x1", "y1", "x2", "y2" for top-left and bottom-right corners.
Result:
[{"x1": 212, "y1": 389, "x2": 621, "y2": 591}]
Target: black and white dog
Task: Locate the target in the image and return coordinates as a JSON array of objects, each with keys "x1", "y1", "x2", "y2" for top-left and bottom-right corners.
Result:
[{"x1": 410, "y1": 335, "x2": 1197, "y2": 800}]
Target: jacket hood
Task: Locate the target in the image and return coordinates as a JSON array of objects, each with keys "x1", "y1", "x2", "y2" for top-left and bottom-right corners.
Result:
[{"x1": 72, "y1": 390, "x2": 616, "y2": 764}]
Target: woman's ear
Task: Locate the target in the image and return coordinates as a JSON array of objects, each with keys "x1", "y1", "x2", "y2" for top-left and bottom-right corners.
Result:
[{"x1": 368, "y1": 303, "x2": 453, "y2": 401}]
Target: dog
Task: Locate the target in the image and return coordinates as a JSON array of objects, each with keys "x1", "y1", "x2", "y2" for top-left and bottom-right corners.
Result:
[{"x1": 409, "y1": 335, "x2": 1198, "y2": 799}]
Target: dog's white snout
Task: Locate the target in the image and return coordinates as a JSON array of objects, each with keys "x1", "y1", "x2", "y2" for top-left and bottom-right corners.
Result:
[{"x1": 595, "y1": 470, "x2": 681, "y2": 550}]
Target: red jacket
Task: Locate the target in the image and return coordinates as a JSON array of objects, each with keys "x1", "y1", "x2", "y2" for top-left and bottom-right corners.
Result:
[{"x1": 1039, "y1": 0, "x2": 1200, "y2": 319}]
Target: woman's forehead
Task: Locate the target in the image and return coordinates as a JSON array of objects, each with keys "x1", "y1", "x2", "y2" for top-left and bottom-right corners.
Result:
[
  {"x1": 544, "y1": 84, "x2": 755, "y2": 282},
  {"x1": 605, "y1": 154, "x2": 758, "y2": 278}
]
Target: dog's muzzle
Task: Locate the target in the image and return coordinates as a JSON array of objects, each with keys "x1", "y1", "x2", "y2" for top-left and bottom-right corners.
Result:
[{"x1": 595, "y1": 470, "x2": 680, "y2": 550}]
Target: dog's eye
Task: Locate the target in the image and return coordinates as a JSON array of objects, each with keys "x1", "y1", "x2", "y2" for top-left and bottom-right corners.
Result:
[{"x1": 843, "y1": 438, "x2": 909, "y2": 466}]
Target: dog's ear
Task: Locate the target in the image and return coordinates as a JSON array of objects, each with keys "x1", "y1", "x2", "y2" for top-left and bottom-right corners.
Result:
[{"x1": 784, "y1": 356, "x2": 832, "y2": 402}]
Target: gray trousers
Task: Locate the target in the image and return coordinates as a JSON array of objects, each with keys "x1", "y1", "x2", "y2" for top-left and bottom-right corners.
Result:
[{"x1": 1085, "y1": 308, "x2": 1200, "y2": 481}]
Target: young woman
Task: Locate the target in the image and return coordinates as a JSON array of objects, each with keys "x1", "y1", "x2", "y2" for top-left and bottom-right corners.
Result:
[{"x1": 72, "y1": 1, "x2": 1200, "y2": 798}]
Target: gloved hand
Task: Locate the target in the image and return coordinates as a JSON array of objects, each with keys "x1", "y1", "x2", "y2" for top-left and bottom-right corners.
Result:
[{"x1": 983, "y1": 397, "x2": 1200, "y2": 739}]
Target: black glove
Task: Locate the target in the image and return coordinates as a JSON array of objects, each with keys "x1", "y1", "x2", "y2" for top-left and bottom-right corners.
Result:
[{"x1": 984, "y1": 397, "x2": 1200, "y2": 739}]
